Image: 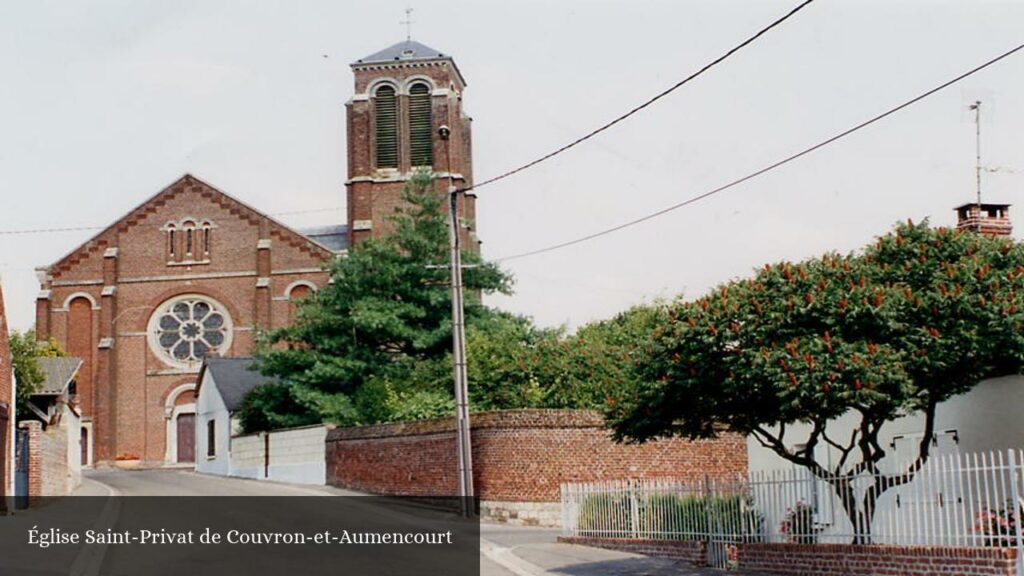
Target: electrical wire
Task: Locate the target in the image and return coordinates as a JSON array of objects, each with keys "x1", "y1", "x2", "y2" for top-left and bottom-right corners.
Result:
[
  {"x1": 460, "y1": 0, "x2": 818, "y2": 194},
  {"x1": 494, "y1": 41, "x2": 1024, "y2": 263},
  {"x1": 0, "y1": 206, "x2": 345, "y2": 236}
]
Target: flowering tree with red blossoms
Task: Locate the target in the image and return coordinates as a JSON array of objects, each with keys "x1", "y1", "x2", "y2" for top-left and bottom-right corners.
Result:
[{"x1": 609, "y1": 222, "x2": 1024, "y2": 543}]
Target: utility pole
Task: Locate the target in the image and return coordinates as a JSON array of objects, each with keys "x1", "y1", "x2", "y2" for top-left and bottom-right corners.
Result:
[
  {"x1": 969, "y1": 100, "x2": 982, "y2": 205},
  {"x1": 439, "y1": 124, "x2": 474, "y2": 516}
]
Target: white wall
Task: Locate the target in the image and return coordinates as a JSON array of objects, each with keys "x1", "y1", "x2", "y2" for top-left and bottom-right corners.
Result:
[
  {"x1": 265, "y1": 425, "x2": 327, "y2": 484},
  {"x1": 228, "y1": 425, "x2": 328, "y2": 485},
  {"x1": 747, "y1": 375, "x2": 1024, "y2": 474},
  {"x1": 194, "y1": 371, "x2": 231, "y2": 476},
  {"x1": 63, "y1": 404, "x2": 81, "y2": 492},
  {"x1": 228, "y1": 433, "x2": 264, "y2": 479}
]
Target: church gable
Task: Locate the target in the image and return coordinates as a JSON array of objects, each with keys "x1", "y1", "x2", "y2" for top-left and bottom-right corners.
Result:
[{"x1": 47, "y1": 175, "x2": 334, "y2": 281}]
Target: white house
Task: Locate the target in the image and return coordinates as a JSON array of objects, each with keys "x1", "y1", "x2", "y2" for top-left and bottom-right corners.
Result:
[
  {"x1": 747, "y1": 374, "x2": 1024, "y2": 474},
  {"x1": 194, "y1": 357, "x2": 275, "y2": 476},
  {"x1": 194, "y1": 357, "x2": 330, "y2": 485}
]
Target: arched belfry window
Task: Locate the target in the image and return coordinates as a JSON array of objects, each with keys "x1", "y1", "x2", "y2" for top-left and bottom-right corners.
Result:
[
  {"x1": 163, "y1": 218, "x2": 215, "y2": 264},
  {"x1": 182, "y1": 220, "x2": 196, "y2": 256},
  {"x1": 167, "y1": 224, "x2": 177, "y2": 260},
  {"x1": 408, "y1": 83, "x2": 433, "y2": 167},
  {"x1": 200, "y1": 220, "x2": 212, "y2": 256},
  {"x1": 374, "y1": 85, "x2": 398, "y2": 169}
]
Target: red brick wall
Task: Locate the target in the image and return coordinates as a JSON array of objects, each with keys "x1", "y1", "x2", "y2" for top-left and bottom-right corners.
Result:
[
  {"x1": 558, "y1": 537, "x2": 706, "y2": 566},
  {"x1": 736, "y1": 543, "x2": 1017, "y2": 576},
  {"x1": 325, "y1": 409, "x2": 747, "y2": 502},
  {"x1": 20, "y1": 420, "x2": 70, "y2": 500},
  {"x1": 37, "y1": 175, "x2": 332, "y2": 465}
]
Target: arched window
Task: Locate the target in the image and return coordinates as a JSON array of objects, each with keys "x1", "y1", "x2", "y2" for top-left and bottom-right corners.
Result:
[
  {"x1": 201, "y1": 221, "x2": 212, "y2": 256},
  {"x1": 181, "y1": 220, "x2": 196, "y2": 256},
  {"x1": 374, "y1": 85, "x2": 398, "y2": 169},
  {"x1": 167, "y1": 224, "x2": 177, "y2": 260},
  {"x1": 408, "y1": 83, "x2": 433, "y2": 167}
]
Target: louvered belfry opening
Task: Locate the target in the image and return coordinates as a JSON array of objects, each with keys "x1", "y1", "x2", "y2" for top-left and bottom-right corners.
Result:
[
  {"x1": 374, "y1": 85, "x2": 399, "y2": 169},
  {"x1": 408, "y1": 83, "x2": 433, "y2": 167}
]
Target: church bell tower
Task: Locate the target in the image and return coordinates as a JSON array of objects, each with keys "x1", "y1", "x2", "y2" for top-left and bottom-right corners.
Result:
[{"x1": 346, "y1": 40, "x2": 479, "y2": 250}]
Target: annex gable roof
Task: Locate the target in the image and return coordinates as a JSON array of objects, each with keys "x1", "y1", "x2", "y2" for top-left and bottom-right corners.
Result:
[
  {"x1": 44, "y1": 174, "x2": 339, "y2": 278},
  {"x1": 34, "y1": 357, "x2": 83, "y2": 396},
  {"x1": 196, "y1": 356, "x2": 280, "y2": 412}
]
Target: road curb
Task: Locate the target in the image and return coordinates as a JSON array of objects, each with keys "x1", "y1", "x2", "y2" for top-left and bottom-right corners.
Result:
[{"x1": 481, "y1": 538, "x2": 555, "y2": 576}]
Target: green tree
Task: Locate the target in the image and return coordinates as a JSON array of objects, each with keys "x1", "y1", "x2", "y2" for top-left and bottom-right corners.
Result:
[
  {"x1": 245, "y1": 171, "x2": 511, "y2": 430},
  {"x1": 536, "y1": 304, "x2": 661, "y2": 410},
  {"x1": 9, "y1": 330, "x2": 67, "y2": 419},
  {"x1": 609, "y1": 222, "x2": 1024, "y2": 543}
]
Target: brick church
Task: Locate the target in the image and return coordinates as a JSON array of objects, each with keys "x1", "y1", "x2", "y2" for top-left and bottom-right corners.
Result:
[{"x1": 34, "y1": 40, "x2": 479, "y2": 466}]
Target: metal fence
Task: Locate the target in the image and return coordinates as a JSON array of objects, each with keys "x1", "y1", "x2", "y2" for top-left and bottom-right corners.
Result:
[{"x1": 561, "y1": 448, "x2": 1024, "y2": 553}]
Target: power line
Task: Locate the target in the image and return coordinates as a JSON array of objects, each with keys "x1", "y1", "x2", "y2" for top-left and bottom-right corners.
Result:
[
  {"x1": 0, "y1": 206, "x2": 345, "y2": 236},
  {"x1": 460, "y1": 0, "x2": 818, "y2": 194},
  {"x1": 494, "y1": 41, "x2": 1024, "y2": 264}
]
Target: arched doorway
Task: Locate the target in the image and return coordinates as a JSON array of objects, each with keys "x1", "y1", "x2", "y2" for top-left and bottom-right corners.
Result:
[
  {"x1": 163, "y1": 383, "x2": 196, "y2": 465},
  {"x1": 175, "y1": 413, "x2": 195, "y2": 463}
]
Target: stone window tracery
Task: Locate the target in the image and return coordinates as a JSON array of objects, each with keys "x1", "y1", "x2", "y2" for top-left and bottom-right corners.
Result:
[{"x1": 148, "y1": 295, "x2": 233, "y2": 367}]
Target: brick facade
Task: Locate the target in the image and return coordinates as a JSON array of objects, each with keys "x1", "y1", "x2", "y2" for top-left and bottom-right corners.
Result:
[
  {"x1": 0, "y1": 286, "x2": 11, "y2": 496},
  {"x1": 326, "y1": 409, "x2": 747, "y2": 524},
  {"x1": 557, "y1": 537, "x2": 1018, "y2": 576},
  {"x1": 346, "y1": 42, "x2": 479, "y2": 250},
  {"x1": 35, "y1": 175, "x2": 333, "y2": 466}
]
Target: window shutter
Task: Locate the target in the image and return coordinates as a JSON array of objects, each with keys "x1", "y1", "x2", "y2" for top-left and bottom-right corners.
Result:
[
  {"x1": 409, "y1": 83, "x2": 433, "y2": 167},
  {"x1": 374, "y1": 86, "x2": 398, "y2": 169}
]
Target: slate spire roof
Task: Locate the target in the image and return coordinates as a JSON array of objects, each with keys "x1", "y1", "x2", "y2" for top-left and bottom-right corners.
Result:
[{"x1": 354, "y1": 40, "x2": 449, "y2": 65}]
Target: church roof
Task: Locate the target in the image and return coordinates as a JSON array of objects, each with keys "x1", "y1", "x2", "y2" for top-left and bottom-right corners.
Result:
[
  {"x1": 354, "y1": 40, "x2": 449, "y2": 65},
  {"x1": 198, "y1": 356, "x2": 280, "y2": 412},
  {"x1": 299, "y1": 224, "x2": 348, "y2": 253},
  {"x1": 353, "y1": 40, "x2": 466, "y2": 86},
  {"x1": 43, "y1": 174, "x2": 338, "y2": 276}
]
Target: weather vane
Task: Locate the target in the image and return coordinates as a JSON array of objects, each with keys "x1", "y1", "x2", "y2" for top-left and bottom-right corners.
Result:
[
  {"x1": 401, "y1": 8, "x2": 415, "y2": 42},
  {"x1": 968, "y1": 100, "x2": 982, "y2": 205}
]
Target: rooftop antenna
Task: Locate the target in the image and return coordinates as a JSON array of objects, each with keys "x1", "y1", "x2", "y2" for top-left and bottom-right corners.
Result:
[
  {"x1": 969, "y1": 100, "x2": 982, "y2": 205},
  {"x1": 401, "y1": 8, "x2": 415, "y2": 42}
]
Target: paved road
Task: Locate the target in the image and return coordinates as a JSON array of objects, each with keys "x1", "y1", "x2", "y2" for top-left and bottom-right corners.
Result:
[{"x1": 5, "y1": 469, "x2": 741, "y2": 576}]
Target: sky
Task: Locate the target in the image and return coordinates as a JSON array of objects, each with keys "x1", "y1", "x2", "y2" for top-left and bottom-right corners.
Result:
[{"x1": 1, "y1": 0, "x2": 1023, "y2": 332}]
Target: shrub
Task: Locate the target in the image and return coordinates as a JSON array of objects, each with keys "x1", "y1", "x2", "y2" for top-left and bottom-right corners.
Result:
[{"x1": 779, "y1": 501, "x2": 820, "y2": 544}]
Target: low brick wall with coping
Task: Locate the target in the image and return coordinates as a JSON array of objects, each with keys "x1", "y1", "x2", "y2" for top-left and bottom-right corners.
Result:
[
  {"x1": 557, "y1": 536, "x2": 1018, "y2": 576},
  {"x1": 735, "y1": 542, "x2": 1017, "y2": 576},
  {"x1": 325, "y1": 409, "x2": 746, "y2": 526},
  {"x1": 558, "y1": 536, "x2": 707, "y2": 566}
]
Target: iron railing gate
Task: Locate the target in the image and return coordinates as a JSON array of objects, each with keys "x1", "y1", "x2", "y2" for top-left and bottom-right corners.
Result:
[
  {"x1": 14, "y1": 428, "x2": 28, "y2": 509},
  {"x1": 562, "y1": 449, "x2": 1024, "y2": 575},
  {"x1": 0, "y1": 404, "x2": 7, "y2": 515}
]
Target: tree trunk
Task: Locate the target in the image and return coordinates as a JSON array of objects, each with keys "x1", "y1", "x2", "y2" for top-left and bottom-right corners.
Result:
[{"x1": 828, "y1": 477, "x2": 877, "y2": 545}]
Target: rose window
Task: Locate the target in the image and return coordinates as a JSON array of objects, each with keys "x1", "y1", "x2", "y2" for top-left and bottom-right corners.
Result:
[{"x1": 149, "y1": 296, "x2": 232, "y2": 366}]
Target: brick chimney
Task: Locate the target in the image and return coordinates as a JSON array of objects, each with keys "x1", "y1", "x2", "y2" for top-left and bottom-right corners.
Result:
[{"x1": 955, "y1": 203, "x2": 1012, "y2": 236}]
